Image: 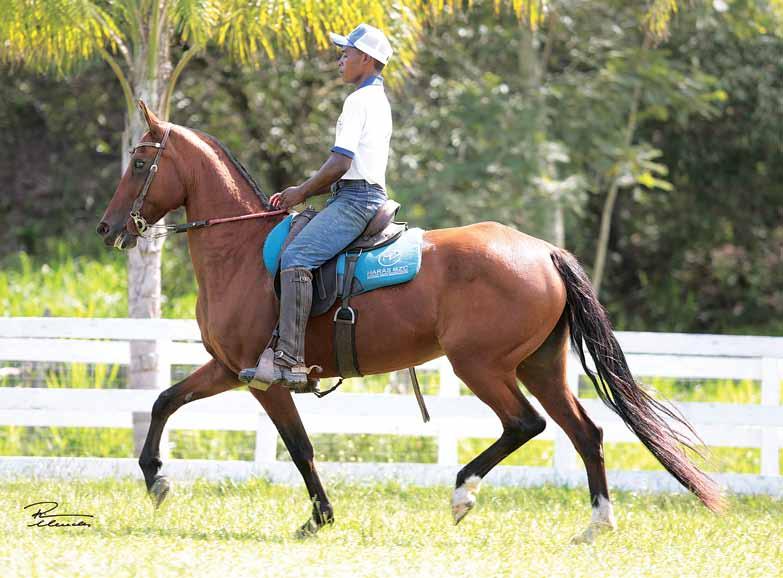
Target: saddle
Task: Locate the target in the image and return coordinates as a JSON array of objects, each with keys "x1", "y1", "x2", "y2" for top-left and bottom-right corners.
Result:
[{"x1": 265, "y1": 200, "x2": 414, "y2": 317}]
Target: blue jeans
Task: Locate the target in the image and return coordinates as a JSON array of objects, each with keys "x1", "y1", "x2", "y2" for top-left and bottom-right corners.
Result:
[{"x1": 280, "y1": 180, "x2": 388, "y2": 270}]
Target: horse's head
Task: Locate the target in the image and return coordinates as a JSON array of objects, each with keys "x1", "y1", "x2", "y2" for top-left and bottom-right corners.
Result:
[{"x1": 97, "y1": 100, "x2": 187, "y2": 250}]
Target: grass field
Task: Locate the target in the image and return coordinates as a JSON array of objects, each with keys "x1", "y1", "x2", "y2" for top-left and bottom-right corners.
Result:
[{"x1": 1, "y1": 478, "x2": 781, "y2": 578}]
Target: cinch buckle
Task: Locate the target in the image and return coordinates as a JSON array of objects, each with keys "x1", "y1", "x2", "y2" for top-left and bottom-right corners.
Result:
[{"x1": 334, "y1": 306, "x2": 356, "y2": 325}]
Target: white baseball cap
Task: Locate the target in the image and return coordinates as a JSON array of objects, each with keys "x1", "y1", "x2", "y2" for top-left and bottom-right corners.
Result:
[{"x1": 329, "y1": 23, "x2": 393, "y2": 65}]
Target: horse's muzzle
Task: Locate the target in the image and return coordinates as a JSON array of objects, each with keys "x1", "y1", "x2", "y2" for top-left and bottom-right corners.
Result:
[{"x1": 97, "y1": 221, "x2": 138, "y2": 250}]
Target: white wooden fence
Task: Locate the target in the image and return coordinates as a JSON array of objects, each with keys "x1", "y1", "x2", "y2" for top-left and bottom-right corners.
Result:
[{"x1": 1, "y1": 317, "x2": 782, "y2": 496}]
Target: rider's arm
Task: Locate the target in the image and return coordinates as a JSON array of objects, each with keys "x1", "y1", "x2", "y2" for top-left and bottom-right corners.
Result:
[
  {"x1": 270, "y1": 152, "x2": 351, "y2": 209},
  {"x1": 298, "y1": 152, "x2": 352, "y2": 199}
]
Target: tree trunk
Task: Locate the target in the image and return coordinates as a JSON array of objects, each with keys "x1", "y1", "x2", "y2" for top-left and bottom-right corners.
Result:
[
  {"x1": 592, "y1": 79, "x2": 644, "y2": 296},
  {"x1": 592, "y1": 36, "x2": 651, "y2": 295},
  {"x1": 126, "y1": 22, "x2": 173, "y2": 457}
]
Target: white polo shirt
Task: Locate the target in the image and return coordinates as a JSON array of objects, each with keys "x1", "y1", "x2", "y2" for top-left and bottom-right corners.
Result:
[{"x1": 331, "y1": 76, "x2": 392, "y2": 190}]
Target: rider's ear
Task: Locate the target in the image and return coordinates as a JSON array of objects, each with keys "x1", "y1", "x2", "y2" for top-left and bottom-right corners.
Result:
[{"x1": 137, "y1": 99, "x2": 164, "y2": 139}]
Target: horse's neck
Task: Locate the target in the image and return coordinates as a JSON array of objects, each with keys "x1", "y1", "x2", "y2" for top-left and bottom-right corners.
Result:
[{"x1": 182, "y1": 135, "x2": 276, "y2": 289}]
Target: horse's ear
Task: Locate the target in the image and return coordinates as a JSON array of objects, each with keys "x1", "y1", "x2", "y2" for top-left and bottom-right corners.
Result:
[{"x1": 137, "y1": 99, "x2": 163, "y2": 138}]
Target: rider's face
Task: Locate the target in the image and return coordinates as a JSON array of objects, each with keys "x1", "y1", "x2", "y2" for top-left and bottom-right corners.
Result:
[{"x1": 338, "y1": 47, "x2": 368, "y2": 84}]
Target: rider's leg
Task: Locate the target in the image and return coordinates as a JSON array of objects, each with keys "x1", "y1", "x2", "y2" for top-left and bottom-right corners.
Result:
[
  {"x1": 242, "y1": 181, "x2": 387, "y2": 389},
  {"x1": 273, "y1": 267, "x2": 314, "y2": 386}
]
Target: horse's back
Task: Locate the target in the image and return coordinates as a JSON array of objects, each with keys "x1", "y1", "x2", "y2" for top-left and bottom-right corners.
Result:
[{"x1": 422, "y1": 221, "x2": 562, "y2": 283}]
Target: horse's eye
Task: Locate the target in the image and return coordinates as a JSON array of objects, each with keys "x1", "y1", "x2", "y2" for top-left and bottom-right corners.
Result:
[{"x1": 134, "y1": 159, "x2": 146, "y2": 170}]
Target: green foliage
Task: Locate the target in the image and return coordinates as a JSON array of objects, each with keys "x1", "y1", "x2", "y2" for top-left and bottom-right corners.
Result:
[
  {"x1": 0, "y1": 243, "x2": 126, "y2": 317},
  {"x1": 1, "y1": 479, "x2": 782, "y2": 577},
  {"x1": 0, "y1": 0, "x2": 121, "y2": 73},
  {"x1": 44, "y1": 362, "x2": 120, "y2": 389},
  {"x1": 0, "y1": 426, "x2": 131, "y2": 457},
  {"x1": 590, "y1": 3, "x2": 783, "y2": 334},
  {"x1": 602, "y1": 442, "x2": 761, "y2": 474},
  {"x1": 0, "y1": 239, "x2": 195, "y2": 318},
  {"x1": 578, "y1": 375, "x2": 760, "y2": 404},
  {"x1": 460, "y1": 438, "x2": 555, "y2": 467},
  {"x1": 279, "y1": 434, "x2": 438, "y2": 464},
  {"x1": 388, "y1": 7, "x2": 548, "y2": 235},
  {"x1": 169, "y1": 430, "x2": 255, "y2": 461}
]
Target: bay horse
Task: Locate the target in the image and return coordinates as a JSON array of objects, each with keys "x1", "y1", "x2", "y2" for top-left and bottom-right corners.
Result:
[{"x1": 97, "y1": 102, "x2": 722, "y2": 543}]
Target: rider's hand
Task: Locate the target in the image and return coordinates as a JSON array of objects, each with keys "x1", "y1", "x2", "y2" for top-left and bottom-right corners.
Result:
[{"x1": 270, "y1": 186, "x2": 307, "y2": 209}]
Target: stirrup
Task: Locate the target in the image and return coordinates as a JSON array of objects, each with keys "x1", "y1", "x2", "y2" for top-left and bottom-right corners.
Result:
[{"x1": 238, "y1": 348, "x2": 279, "y2": 390}]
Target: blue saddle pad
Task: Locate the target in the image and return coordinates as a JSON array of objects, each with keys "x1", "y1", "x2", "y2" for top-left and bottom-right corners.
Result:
[{"x1": 263, "y1": 214, "x2": 423, "y2": 296}]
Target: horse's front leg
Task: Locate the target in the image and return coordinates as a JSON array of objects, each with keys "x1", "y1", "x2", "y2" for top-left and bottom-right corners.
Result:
[
  {"x1": 248, "y1": 385, "x2": 334, "y2": 537},
  {"x1": 138, "y1": 358, "x2": 241, "y2": 506}
]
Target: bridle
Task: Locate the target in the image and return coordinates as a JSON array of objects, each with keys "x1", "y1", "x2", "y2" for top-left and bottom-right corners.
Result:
[
  {"x1": 125, "y1": 125, "x2": 288, "y2": 242},
  {"x1": 128, "y1": 125, "x2": 172, "y2": 236}
]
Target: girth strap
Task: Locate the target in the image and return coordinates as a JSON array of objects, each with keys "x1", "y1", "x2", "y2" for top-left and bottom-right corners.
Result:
[
  {"x1": 332, "y1": 250, "x2": 431, "y2": 423},
  {"x1": 334, "y1": 251, "x2": 362, "y2": 378}
]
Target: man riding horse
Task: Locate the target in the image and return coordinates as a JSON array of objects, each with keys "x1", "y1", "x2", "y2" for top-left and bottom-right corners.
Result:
[{"x1": 242, "y1": 23, "x2": 394, "y2": 390}]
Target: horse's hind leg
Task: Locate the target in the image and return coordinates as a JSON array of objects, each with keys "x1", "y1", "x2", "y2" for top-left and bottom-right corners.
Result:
[
  {"x1": 447, "y1": 360, "x2": 547, "y2": 524},
  {"x1": 517, "y1": 317, "x2": 615, "y2": 544},
  {"x1": 138, "y1": 359, "x2": 241, "y2": 507}
]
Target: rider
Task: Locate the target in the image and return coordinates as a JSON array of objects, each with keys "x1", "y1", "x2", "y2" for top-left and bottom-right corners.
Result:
[{"x1": 243, "y1": 23, "x2": 394, "y2": 389}]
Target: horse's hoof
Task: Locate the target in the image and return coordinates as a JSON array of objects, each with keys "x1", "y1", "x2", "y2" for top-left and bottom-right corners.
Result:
[
  {"x1": 452, "y1": 500, "x2": 474, "y2": 525},
  {"x1": 294, "y1": 517, "x2": 321, "y2": 539},
  {"x1": 571, "y1": 521, "x2": 615, "y2": 545},
  {"x1": 149, "y1": 476, "x2": 171, "y2": 509},
  {"x1": 451, "y1": 475, "x2": 482, "y2": 525}
]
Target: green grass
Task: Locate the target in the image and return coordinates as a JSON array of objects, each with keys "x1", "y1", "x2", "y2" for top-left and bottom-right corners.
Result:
[{"x1": 1, "y1": 479, "x2": 780, "y2": 578}]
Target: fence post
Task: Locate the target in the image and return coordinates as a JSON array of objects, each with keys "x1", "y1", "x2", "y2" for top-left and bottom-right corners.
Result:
[
  {"x1": 553, "y1": 352, "x2": 581, "y2": 475},
  {"x1": 255, "y1": 414, "x2": 278, "y2": 464},
  {"x1": 760, "y1": 357, "x2": 781, "y2": 477},
  {"x1": 437, "y1": 357, "x2": 460, "y2": 466}
]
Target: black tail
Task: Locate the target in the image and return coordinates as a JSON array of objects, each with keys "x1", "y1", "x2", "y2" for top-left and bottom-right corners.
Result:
[{"x1": 551, "y1": 249, "x2": 724, "y2": 512}]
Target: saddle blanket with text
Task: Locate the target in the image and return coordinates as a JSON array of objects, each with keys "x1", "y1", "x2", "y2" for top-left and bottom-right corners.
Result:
[{"x1": 263, "y1": 214, "x2": 424, "y2": 298}]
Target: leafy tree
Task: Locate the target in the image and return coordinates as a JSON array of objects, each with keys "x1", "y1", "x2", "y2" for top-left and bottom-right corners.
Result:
[
  {"x1": 540, "y1": 1, "x2": 726, "y2": 293},
  {"x1": 595, "y1": 2, "x2": 783, "y2": 334}
]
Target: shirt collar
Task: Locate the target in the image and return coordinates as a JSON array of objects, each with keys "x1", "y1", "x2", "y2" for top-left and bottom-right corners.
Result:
[{"x1": 356, "y1": 75, "x2": 384, "y2": 91}]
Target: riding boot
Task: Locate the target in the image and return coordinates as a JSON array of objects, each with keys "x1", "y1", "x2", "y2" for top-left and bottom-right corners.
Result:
[
  {"x1": 273, "y1": 267, "x2": 315, "y2": 390},
  {"x1": 238, "y1": 268, "x2": 315, "y2": 389}
]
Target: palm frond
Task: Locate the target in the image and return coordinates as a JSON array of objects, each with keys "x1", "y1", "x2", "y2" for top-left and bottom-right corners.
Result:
[
  {"x1": 0, "y1": 0, "x2": 124, "y2": 74},
  {"x1": 172, "y1": 0, "x2": 222, "y2": 47}
]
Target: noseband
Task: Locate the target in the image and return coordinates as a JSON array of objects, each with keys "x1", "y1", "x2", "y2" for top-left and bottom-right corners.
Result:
[{"x1": 125, "y1": 125, "x2": 287, "y2": 242}]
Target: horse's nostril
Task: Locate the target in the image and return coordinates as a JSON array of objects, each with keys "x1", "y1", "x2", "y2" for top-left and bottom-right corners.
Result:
[{"x1": 96, "y1": 222, "x2": 110, "y2": 236}]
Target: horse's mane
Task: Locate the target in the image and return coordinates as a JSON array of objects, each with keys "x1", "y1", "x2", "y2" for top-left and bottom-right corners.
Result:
[{"x1": 192, "y1": 129, "x2": 271, "y2": 209}]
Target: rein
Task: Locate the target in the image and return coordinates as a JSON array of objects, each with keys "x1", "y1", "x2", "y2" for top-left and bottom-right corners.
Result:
[
  {"x1": 132, "y1": 208, "x2": 290, "y2": 239},
  {"x1": 127, "y1": 126, "x2": 287, "y2": 241}
]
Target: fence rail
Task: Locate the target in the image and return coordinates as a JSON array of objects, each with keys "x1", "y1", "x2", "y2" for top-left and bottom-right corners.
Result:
[{"x1": 1, "y1": 317, "x2": 781, "y2": 495}]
